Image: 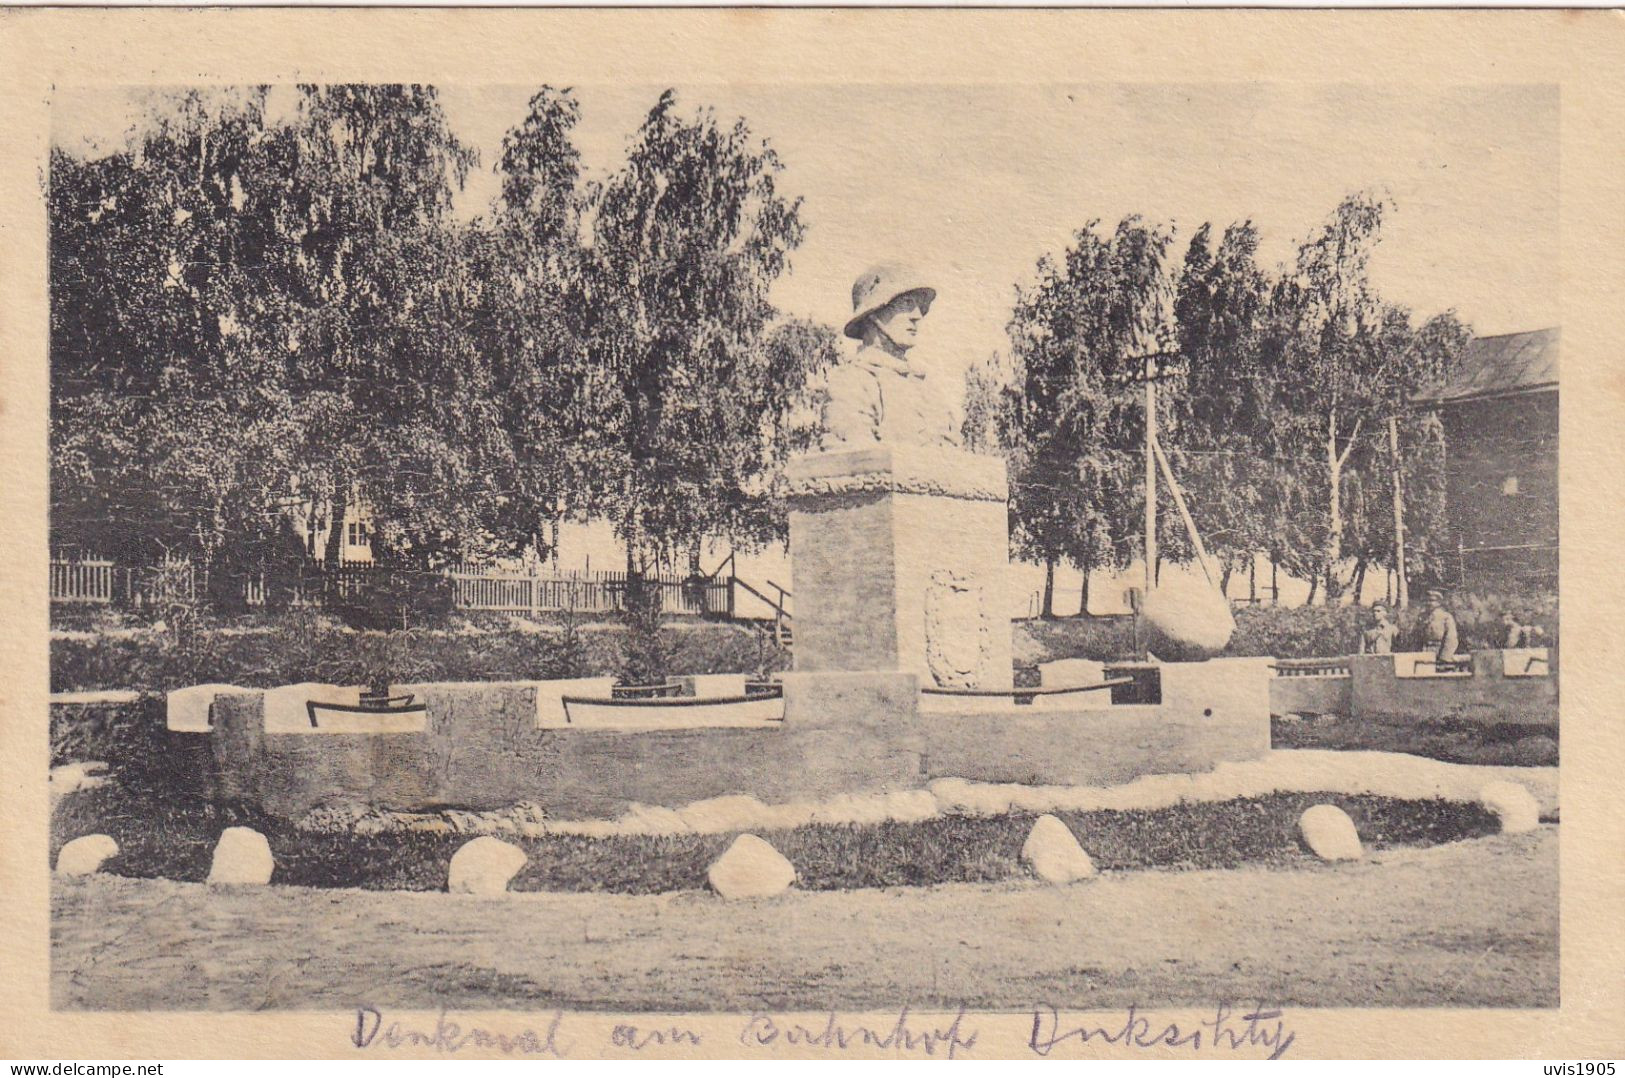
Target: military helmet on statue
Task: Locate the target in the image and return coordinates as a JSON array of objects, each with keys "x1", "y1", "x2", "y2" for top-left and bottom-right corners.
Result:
[{"x1": 844, "y1": 264, "x2": 936, "y2": 340}]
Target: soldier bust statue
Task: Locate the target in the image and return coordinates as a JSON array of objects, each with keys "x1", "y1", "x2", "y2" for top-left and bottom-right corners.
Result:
[{"x1": 819, "y1": 264, "x2": 962, "y2": 449}]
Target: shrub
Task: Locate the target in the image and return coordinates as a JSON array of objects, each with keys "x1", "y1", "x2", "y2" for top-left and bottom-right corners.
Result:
[
  {"x1": 617, "y1": 573, "x2": 672, "y2": 686},
  {"x1": 1012, "y1": 616, "x2": 1137, "y2": 670},
  {"x1": 329, "y1": 569, "x2": 457, "y2": 632}
]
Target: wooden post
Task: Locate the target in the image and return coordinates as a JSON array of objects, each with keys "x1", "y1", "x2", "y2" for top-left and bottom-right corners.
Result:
[
  {"x1": 1152, "y1": 435, "x2": 1218, "y2": 588},
  {"x1": 1389, "y1": 415, "x2": 1409, "y2": 610}
]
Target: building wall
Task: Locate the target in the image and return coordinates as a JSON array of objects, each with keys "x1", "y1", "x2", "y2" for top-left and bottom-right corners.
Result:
[{"x1": 1440, "y1": 391, "x2": 1558, "y2": 587}]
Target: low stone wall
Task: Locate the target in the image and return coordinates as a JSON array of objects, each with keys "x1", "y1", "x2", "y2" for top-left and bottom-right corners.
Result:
[
  {"x1": 1351, "y1": 651, "x2": 1558, "y2": 725},
  {"x1": 213, "y1": 684, "x2": 808, "y2": 819},
  {"x1": 199, "y1": 659, "x2": 1274, "y2": 819},
  {"x1": 1270, "y1": 673, "x2": 1353, "y2": 718},
  {"x1": 919, "y1": 701, "x2": 1266, "y2": 788},
  {"x1": 1265, "y1": 649, "x2": 1557, "y2": 724}
]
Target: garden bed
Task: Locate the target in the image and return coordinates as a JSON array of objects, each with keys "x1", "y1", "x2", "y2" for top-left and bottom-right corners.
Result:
[{"x1": 52, "y1": 780, "x2": 1500, "y2": 894}]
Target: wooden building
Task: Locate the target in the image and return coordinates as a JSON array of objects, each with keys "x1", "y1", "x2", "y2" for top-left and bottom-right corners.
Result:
[{"x1": 1416, "y1": 327, "x2": 1558, "y2": 588}]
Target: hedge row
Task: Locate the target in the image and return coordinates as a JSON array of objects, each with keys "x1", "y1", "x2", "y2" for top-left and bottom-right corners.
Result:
[
  {"x1": 1014, "y1": 589, "x2": 1557, "y2": 669},
  {"x1": 51, "y1": 589, "x2": 1555, "y2": 694},
  {"x1": 52, "y1": 613, "x2": 788, "y2": 694}
]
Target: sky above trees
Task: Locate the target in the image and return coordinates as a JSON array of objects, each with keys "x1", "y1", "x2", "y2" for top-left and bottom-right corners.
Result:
[{"x1": 56, "y1": 81, "x2": 1558, "y2": 388}]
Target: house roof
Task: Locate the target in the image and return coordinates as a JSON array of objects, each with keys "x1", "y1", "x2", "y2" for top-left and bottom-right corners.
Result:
[{"x1": 1416, "y1": 327, "x2": 1559, "y2": 405}]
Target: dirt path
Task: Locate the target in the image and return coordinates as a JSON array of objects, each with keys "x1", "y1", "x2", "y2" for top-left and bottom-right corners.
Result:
[{"x1": 52, "y1": 828, "x2": 1556, "y2": 1012}]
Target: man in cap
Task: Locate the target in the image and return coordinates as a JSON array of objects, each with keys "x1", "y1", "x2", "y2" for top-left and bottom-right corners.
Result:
[{"x1": 819, "y1": 264, "x2": 962, "y2": 448}]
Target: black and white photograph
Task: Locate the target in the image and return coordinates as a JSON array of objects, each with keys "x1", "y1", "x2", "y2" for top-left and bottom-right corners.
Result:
[{"x1": 4, "y1": 6, "x2": 1620, "y2": 1065}]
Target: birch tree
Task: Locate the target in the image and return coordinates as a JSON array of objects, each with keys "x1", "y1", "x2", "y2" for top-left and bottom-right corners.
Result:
[
  {"x1": 575, "y1": 90, "x2": 816, "y2": 576},
  {"x1": 1267, "y1": 192, "x2": 1466, "y2": 600}
]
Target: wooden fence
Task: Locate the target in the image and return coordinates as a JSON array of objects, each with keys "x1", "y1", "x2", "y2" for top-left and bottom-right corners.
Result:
[
  {"x1": 51, "y1": 555, "x2": 735, "y2": 618},
  {"x1": 447, "y1": 566, "x2": 732, "y2": 617},
  {"x1": 50, "y1": 558, "x2": 115, "y2": 604}
]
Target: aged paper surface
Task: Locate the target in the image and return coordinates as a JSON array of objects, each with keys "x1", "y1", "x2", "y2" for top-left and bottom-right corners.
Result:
[{"x1": 2, "y1": 7, "x2": 1623, "y2": 1060}]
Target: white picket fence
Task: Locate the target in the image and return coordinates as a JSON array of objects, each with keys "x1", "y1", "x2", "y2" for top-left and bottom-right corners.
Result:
[
  {"x1": 50, "y1": 558, "x2": 115, "y2": 604},
  {"x1": 51, "y1": 555, "x2": 734, "y2": 617}
]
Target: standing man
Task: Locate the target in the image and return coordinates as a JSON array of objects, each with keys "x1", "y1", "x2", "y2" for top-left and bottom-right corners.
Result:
[
  {"x1": 1424, "y1": 588, "x2": 1462, "y2": 666},
  {"x1": 1361, "y1": 603, "x2": 1398, "y2": 655},
  {"x1": 820, "y1": 264, "x2": 962, "y2": 449}
]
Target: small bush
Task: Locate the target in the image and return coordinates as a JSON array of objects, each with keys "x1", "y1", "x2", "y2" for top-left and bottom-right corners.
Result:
[
  {"x1": 329, "y1": 570, "x2": 457, "y2": 632},
  {"x1": 617, "y1": 574, "x2": 671, "y2": 686}
]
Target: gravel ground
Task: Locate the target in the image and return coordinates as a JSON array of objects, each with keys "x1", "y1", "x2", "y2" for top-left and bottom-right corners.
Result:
[{"x1": 52, "y1": 827, "x2": 1556, "y2": 1012}]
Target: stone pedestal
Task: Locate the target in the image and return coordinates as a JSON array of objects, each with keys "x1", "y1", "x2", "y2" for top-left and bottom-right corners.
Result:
[{"x1": 785, "y1": 445, "x2": 1013, "y2": 689}]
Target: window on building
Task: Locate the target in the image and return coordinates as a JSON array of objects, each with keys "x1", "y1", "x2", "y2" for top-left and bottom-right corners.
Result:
[
  {"x1": 1502, "y1": 475, "x2": 1520, "y2": 496},
  {"x1": 347, "y1": 521, "x2": 370, "y2": 547}
]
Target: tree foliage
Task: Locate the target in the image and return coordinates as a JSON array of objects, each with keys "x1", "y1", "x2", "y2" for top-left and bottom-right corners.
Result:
[
  {"x1": 992, "y1": 217, "x2": 1191, "y2": 616},
  {"x1": 974, "y1": 195, "x2": 1470, "y2": 609},
  {"x1": 1265, "y1": 192, "x2": 1470, "y2": 599},
  {"x1": 572, "y1": 90, "x2": 824, "y2": 572},
  {"x1": 51, "y1": 85, "x2": 835, "y2": 600}
]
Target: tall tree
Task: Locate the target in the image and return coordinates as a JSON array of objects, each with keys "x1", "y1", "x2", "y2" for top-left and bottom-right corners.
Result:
[
  {"x1": 576, "y1": 89, "x2": 817, "y2": 575},
  {"x1": 1000, "y1": 216, "x2": 1187, "y2": 617},
  {"x1": 1265, "y1": 192, "x2": 1465, "y2": 600},
  {"x1": 50, "y1": 85, "x2": 529, "y2": 603},
  {"x1": 473, "y1": 86, "x2": 591, "y2": 561},
  {"x1": 1171, "y1": 220, "x2": 1281, "y2": 592},
  {"x1": 50, "y1": 89, "x2": 306, "y2": 586},
  {"x1": 1341, "y1": 310, "x2": 1468, "y2": 593},
  {"x1": 259, "y1": 85, "x2": 498, "y2": 572}
]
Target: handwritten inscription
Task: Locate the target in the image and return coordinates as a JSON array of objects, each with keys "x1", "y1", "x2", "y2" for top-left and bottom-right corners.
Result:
[
  {"x1": 741, "y1": 1006, "x2": 978, "y2": 1059},
  {"x1": 347, "y1": 1002, "x2": 1290, "y2": 1059},
  {"x1": 353, "y1": 1007, "x2": 566, "y2": 1057},
  {"x1": 1029, "y1": 1003, "x2": 1296, "y2": 1060},
  {"x1": 610, "y1": 1024, "x2": 703, "y2": 1050}
]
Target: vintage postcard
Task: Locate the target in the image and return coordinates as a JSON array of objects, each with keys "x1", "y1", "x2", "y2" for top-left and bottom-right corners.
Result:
[{"x1": 2, "y1": 6, "x2": 1622, "y2": 1062}]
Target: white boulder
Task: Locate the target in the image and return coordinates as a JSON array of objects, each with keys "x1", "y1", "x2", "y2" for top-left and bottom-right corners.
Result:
[
  {"x1": 1141, "y1": 572, "x2": 1235, "y2": 661},
  {"x1": 1480, "y1": 780, "x2": 1541, "y2": 834},
  {"x1": 1298, "y1": 804, "x2": 1363, "y2": 861},
  {"x1": 1020, "y1": 814, "x2": 1096, "y2": 884},
  {"x1": 56, "y1": 834, "x2": 119, "y2": 877},
  {"x1": 207, "y1": 826, "x2": 275, "y2": 885},
  {"x1": 447, "y1": 836, "x2": 529, "y2": 896},
  {"x1": 707, "y1": 833, "x2": 796, "y2": 899},
  {"x1": 49, "y1": 761, "x2": 110, "y2": 806}
]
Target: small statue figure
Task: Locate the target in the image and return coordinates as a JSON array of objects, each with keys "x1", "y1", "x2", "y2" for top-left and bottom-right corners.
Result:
[{"x1": 820, "y1": 264, "x2": 962, "y2": 449}]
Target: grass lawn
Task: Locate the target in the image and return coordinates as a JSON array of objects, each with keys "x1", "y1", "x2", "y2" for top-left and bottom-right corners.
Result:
[
  {"x1": 51, "y1": 827, "x2": 1558, "y2": 1011},
  {"x1": 1273, "y1": 713, "x2": 1558, "y2": 767}
]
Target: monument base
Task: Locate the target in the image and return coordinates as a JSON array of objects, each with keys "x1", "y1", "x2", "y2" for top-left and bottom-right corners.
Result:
[{"x1": 786, "y1": 444, "x2": 1013, "y2": 689}]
